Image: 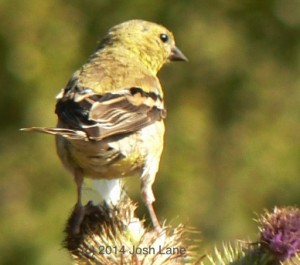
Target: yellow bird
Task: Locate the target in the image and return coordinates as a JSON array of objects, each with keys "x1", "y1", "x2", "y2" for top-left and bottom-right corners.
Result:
[{"x1": 22, "y1": 19, "x2": 187, "y2": 233}]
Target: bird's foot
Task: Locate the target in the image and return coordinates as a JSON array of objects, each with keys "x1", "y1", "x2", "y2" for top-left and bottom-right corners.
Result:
[{"x1": 70, "y1": 203, "x2": 86, "y2": 235}]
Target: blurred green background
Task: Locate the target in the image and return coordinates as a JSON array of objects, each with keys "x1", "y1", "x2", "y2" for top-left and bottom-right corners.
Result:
[{"x1": 1, "y1": 0, "x2": 300, "y2": 264}]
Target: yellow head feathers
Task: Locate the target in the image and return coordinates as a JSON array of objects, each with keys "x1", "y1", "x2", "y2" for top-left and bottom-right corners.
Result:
[{"x1": 96, "y1": 20, "x2": 187, "y2": 73}]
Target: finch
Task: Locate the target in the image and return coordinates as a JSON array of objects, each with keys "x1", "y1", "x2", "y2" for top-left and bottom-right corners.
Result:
[{"x1": 22, "y1": 19, "x2": 187, "y2": 233}]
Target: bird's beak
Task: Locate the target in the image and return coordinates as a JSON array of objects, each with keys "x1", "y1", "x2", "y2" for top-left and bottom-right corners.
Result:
[{"x1": 169, "y1": 46, "x2": 188, "y2": 62}]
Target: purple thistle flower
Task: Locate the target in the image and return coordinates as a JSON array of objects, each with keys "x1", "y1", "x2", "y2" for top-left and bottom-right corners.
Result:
[{"x1": 259, "y1": 207, "x2": 300, "y2": 261}]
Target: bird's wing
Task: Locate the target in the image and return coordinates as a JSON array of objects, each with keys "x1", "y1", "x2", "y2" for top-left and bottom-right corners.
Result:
[{"x1": 54, "y1": 86, "x2": 166, "y2": 141}]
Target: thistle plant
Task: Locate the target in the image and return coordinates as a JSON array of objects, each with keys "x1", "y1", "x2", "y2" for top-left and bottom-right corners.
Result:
[
  {"x1": 259, "y1": 207, "x2": 300, "y2": 263},
  {"x1": 63, "y1": 197, "x2": 300, "y2": 265}
]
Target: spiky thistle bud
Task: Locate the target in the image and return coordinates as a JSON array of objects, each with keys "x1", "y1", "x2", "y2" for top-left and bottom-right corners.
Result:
[
  {"x1": 203, "y1": 207, "x2": 300, "y2": 265},
  {"x1": 63, "y1": 197, "x2": 199, "y2": 264}
]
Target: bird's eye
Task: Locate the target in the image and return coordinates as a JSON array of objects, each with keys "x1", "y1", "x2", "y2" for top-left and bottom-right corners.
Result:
[{"x1": 159, "y1": 33, "x2": 169, "y2": 43}]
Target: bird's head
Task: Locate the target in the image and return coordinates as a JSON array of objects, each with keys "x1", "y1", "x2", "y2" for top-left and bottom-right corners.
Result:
[{"x1": 98, "y1": 20, "x2": 188, "y2": 74}]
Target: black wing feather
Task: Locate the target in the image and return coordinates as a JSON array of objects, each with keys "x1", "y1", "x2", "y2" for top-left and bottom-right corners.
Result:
[{"x1": 55, "y1": 87, "x2": 166, "y2": 141}]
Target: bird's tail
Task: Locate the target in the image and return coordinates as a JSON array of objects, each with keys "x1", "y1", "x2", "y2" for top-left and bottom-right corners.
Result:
[
  {"x1": 21, "y1": 127, "x2": 87, "y2": 140},
  {"x1": 83, "y1": 178, "x2": 122, "y2": 206}
]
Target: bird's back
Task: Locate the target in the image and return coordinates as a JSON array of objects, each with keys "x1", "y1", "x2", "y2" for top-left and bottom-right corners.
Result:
[{"x1": 55, "y1": 51, "x2": 166, "y2": 180}]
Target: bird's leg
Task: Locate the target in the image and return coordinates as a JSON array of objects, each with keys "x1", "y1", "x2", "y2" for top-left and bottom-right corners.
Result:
[
  {"x1": 141, "y1": 186, "x2": 161, "y2": 232},
  {"x1": 72, "y1": 169, "x2": 85, "y2": 234},
  {"x1": 146, "y1": 201, "x2": 161, "y2": 232},
  {"x1": 75, "y1": 169, "x2": 84, "y2": 207}
]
